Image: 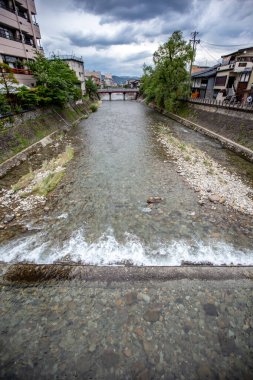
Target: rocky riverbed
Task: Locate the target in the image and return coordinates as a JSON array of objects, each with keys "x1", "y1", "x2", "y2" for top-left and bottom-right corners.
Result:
[
  {"x1": 157, "y1": 122, "x2": 253, "y2": 216},
  {"x1": 1, "y1": 101, "x2": 253, "y2": 264},
  {"x1": 0, "y1": 269, "x2": 252, "y2": 379}
]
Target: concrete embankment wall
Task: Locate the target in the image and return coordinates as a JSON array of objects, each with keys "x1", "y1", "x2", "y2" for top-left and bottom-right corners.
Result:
[
  {"x1": 0, "y1": 102, "x2": 91, "y2": 175},
  {"x1": 164, "y1": 110, "x2": 253, "y2": 163},
  {"x1": 141, "y1": 97, "x2": 253, "y2": 162},
  {"x1": 184, "y1": 103, "x2": 253, "y2": 151}
]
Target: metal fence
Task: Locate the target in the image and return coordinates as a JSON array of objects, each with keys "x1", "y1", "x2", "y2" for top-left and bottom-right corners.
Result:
[
  {"x1": 184, "y1": 97, "x2": 253, "y2": 112},
  {"x1": 0, "y1": 108, "x2": 37, "y2": 120}
]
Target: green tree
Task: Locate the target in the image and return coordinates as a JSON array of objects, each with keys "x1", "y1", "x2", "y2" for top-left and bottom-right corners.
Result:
[
  {"x1": 140, "y1": 31, "x2": 193, "y2": 112},
  {"x1": 28, "y1": 53, "x2": 82, "y2": 105},
  {"x1": 16, "y1": 86, "x2": 39, "y2": 109},
  {"x1": 85, "y1": 78, "x2": 98, "y2": 99},
  {"x1": 0, "y1": 63, "x2": 18, "y2": 111}
]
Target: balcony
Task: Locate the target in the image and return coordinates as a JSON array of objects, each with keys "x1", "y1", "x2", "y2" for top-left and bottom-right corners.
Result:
[
  {"x1": 0, "y1": 30, "x2": 22, "y2": 43},
  {"x1": 0, "y1": 2, "x2": 15, "y2": 13},
  {"x1": 0, "y1": 31, "x2": 35, "y2": 47},
  {"x1": 234, "y1": 61, "x2": 253, "y2": 73},
  {"x1": 10, "y1": 68, "x2": 33, "y2": 75},
  {"x1": 17, "y1": 10, "x2": 30, "y2": 21},
  {"x1": 217, "y1": 63, "x2": 235, "y2": 72}
]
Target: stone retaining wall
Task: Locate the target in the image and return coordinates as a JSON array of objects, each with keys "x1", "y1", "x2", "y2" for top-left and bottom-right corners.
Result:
[{"x1": 0, "y1": 102, "x2": 91, "y2": 176}]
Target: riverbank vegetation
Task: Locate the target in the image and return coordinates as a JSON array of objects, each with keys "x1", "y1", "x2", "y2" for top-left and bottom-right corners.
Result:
[
  {"x1": 11, "y1": 145, "x2": 74, "y2": 198},
  {"x1": 0, "y1": 54, "x2": 82, "y2": 115},
  {"x1": 85, "y1": 78, "x2": 98, "y2": 101},
  {"x1": 140, "y1": 31, "x2": 193, "y2": 112}
]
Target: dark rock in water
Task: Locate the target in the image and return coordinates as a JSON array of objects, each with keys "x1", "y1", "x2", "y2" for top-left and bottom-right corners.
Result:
[
  {"x1": 101, "y1": 349, "x2": 119, "y2": 368},
  {"x1": 147, "y1": 196, "x2": 162, "y2": 204},
  {"x1": 125, "y1": 292, "x2": 137, "y2": 305},
  {"x1": 218, "y1": 333, "x2": 239, "y2": 356},
  {"x1": 143, "y1": 307, "x2": 161, "y2": 322},
  {"x1": 203, "y1": 303, "x2": 218, "y2": 316},
  {"x1": 3, "y1": 214, "x2": 15, "y2": 224},
  {"x1": 197, "y1": 363, "x2": 213, "y2": 379}
]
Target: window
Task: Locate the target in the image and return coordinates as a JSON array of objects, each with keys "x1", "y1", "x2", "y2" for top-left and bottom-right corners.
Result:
[
  {"x1": 0, "y1": 26, "x2": 15, "y2": 40},
  {"x1": 240, "y1": 72, "x2": 250, "y2": 82},
  {"x1": 215, "y1": 76, "x2": 227, "y2": 86},
  {"x1": 239, "y1": 62, "x2": 247, "y2": 67}
]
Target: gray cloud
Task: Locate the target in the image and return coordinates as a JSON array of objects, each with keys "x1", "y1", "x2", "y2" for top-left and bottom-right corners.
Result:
[
  {"x1": 72, "y1": 0, "x2": 192, "y2": 22},
  {"x1": 65, "y1": 27, "x2": 139, "y2": 49},
  {"x1": 36, "y1": 0, "x2": 253, "y2": 76}
]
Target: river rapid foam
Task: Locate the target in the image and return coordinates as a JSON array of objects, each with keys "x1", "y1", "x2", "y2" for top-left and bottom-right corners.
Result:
[{"x1": 0, "y1": 228, "x2": 252, "y2": 266}]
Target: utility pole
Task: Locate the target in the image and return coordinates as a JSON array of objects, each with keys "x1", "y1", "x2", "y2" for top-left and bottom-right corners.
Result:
[{"x1": 189, "y1": 31, "x2": 200, "y2": 95}]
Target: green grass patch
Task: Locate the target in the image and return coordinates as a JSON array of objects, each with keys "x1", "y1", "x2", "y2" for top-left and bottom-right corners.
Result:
[
  {"x1": 11, "y1": 146, "x2": 74, "y2": 196},
  {"x1": 32, "y1": 170, "x2": 65, "y2": 196},
  {"x1": 90, "y1": 103, "x2": 98, "y2": 112},
  {"x1": 12, "y1": 171, "x2": 35, "y2": 192}
]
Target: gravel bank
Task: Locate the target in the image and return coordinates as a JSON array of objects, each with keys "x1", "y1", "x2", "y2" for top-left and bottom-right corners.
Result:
[{"x1": 157, "y1": 122, "x2": 253, "y2": 215}]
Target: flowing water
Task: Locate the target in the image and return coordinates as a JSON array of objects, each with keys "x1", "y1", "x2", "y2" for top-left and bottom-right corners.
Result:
[{"x1": 0, "y1": 100, "x2": 253, "y2": 265}]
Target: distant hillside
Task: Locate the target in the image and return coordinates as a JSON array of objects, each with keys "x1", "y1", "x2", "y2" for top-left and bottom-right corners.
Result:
[{"x1": 112, "y1": 75, "x2": 140, "y2": 85}]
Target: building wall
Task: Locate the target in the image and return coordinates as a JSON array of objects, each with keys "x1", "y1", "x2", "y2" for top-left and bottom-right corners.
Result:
[
  {"x1": 205, "y1": 77, "x2": 215, "y2": 98},
  {"x1": 64, "y1": 59, "x2": 86, "y2": 95},
  {"x1": 0, "y1": 0, "x2": 42, "y2": 87}
]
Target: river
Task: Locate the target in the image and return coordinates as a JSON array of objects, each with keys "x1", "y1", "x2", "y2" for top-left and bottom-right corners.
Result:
[{"x1": 0, "y1": 100, "x2": 252, "y2": 265}]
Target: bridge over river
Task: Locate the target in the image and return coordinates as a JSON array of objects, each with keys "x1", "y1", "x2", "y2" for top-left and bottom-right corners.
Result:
[{"x1": 98, "y1": 87, "x2": 139, "y2": 100}]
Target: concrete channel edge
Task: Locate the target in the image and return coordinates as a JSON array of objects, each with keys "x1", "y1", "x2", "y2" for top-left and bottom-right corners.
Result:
[{"x1": 0, "y1": 264, "x2": 253, "y2": 284}]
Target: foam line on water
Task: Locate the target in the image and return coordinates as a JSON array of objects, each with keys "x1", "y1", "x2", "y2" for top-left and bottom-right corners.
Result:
[{"x1": 0, "y1": 229, "x2": 252, "y2": 266}]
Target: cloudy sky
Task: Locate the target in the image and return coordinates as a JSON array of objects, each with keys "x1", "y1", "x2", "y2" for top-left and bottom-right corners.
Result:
[{"x1": 36, "y1": 0, "x2": 253, "y2": 76}]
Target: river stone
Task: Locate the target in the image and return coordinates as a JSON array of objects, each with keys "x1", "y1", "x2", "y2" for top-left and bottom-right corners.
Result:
[
  {"x1": 143, "y1": 307, "x2": 161, "y2": 322},
  {"x1": 125, "y1": 291, "x2": 137, "y2": 305},
  {"x1": 147, "y1": 196, "x2": 162, "y2": 204},
  {"x1": 197, "y1": 363, "x2": 212, "y2": 379},
  {"x1": 123, "y1": 347, "x2": 132, "y2": 358},
  {"x1": 101, "y1": 349, "x2": 120, "y2": 368},
  {"x1": 3, "y1": 214, "x2": 15, "y2": 224},
  {"x1": 218, "y1": 334, "x2": 239, "y2": 356},
  {"x1": 203, "y1": 303, "x2": 218, "y2": 316},
  {"x1": 137, "y1": 293, "x2": 151, "y2": 303},
  {"x1": 208, "y1": 194, "x2": 220, "y2": 203}
]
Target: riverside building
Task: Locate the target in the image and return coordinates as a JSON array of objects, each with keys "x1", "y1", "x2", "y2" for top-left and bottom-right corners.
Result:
[
  {"x1": 0, "y1": 0, "x2": 43, "y2": 87},
  {"x1": 55, "y1": 55, "x2": 86, "y2": 95}
]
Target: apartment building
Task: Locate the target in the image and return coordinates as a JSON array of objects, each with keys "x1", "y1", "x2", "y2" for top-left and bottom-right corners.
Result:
[
  {"x1": 0, "y1": 0, "x2": 43, "y2": 87},
  {"x1": 56, "y1": 55, "x2": 86, "y2": 95}
]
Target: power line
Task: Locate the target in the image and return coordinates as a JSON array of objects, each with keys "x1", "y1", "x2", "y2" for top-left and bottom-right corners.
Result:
[
  {"x1": 199, "y1": 43, "x2": 220, "y2": 62},
  {"x1": 201, "y1": 40, "x2": 250, "y2": 47}
]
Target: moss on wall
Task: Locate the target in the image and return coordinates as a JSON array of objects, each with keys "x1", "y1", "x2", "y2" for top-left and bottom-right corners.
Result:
[{"x1": 0, "y1": 102, "x2": 91, "y2": 164}]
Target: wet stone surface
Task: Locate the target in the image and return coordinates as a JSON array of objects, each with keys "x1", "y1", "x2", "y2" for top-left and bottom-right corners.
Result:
[{"x1": 0, "y1": 279, "x2": 252, "y2": 379}]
